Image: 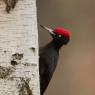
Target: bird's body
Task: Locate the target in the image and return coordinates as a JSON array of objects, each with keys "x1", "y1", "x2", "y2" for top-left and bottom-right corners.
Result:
[
  {"x1": 39, "y1": 41, "x2": 59, "y2": 95},
  {"x1": 39, "y1": 25, "x2": 70, "y2": 95}
]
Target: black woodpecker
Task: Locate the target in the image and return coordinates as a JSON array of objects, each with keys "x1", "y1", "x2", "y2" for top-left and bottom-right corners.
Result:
[{"x1": 39, "y1": 25, "x2": 70, "y2": 95}]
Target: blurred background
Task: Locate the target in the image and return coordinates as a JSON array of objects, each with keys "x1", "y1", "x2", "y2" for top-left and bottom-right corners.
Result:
[{"x1": 37, "y1": 0, "x2": 95, "y2": 95}]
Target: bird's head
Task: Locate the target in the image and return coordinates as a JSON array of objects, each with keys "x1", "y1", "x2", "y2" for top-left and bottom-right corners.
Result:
[{"x1": 40, "y1": 25, "x2": 70, "y2": 45}]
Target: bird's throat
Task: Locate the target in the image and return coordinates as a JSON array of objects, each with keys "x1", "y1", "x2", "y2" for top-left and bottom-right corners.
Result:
[{"x1": 49, "y1": 40, "x2": 64, "y2": 50}]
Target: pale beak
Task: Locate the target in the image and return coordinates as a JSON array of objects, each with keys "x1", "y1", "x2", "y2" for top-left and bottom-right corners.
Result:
[{"x1": 40, "y1": 25, "x2": 55, "y2": 35}]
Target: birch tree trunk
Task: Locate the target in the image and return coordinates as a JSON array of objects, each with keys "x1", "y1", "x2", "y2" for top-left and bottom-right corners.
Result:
[{"x1": 0, "y1": 0, "x2": 40, "y2": 95}]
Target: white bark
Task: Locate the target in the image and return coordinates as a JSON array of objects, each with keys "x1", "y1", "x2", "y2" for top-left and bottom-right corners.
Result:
[{"x1": 0, "y1": 0, "x2": 40, "y2": 95}]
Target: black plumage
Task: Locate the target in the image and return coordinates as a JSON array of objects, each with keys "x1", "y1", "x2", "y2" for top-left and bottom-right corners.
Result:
[
  {"x1": 39, "y1": 25, "x2": 70, "y2": 95},
  {"x1": 39, "y1": 41, "x2": 59, "y2": 95}
]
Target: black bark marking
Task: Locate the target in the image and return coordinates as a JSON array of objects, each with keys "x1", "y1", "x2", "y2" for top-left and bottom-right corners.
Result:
[
  {"x1": 31, "y1": 47, "x2": 35, "y2": 52},
  {"x1": 30, "y1": 47, "x2": 36, "y2": 56},
  {"x1": 19, "y1": 78, "x2": 33, "y2": 95},
  {"x1": 4, "y1": 50, "x2": 7, "y2": 53},
  {"x1": 12, "y1": 53, "x2": 23, "y2": 60},
  {"x1": 0, "y1": 66, "x2": 15, "y2": 79},
  {"x1": 11, "y1": 53, "x2": 24, "y2": 66},
  {"x1": 11, "y1": 60, "x2": 18, "y2": 66},
  {"x1": 3, "y1": 0, "x2": 18, "y2": 13}
]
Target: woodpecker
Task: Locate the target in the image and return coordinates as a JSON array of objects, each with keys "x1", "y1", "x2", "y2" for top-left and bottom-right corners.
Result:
[
  {"x1": 39, "y1": 25, "x2": 70, "y2": 95},
  {"x1": 4, "y1": 0, "x2": 18, "y2": 13}
]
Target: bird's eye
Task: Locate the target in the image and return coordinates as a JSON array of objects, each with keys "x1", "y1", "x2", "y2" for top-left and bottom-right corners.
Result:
[{"x1": 58, "y1": 35, "x2": 62, "y2": 37}]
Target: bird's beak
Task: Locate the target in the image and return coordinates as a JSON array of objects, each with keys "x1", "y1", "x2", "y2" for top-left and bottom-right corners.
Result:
[{"x1": 40, "y1": 25, "x2": 55, "y2": 35}]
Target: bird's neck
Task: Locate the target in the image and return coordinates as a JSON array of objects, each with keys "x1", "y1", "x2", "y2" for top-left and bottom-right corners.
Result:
[{"x1": 47, "y1": 40, "x2": 64, "y2": 51}]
